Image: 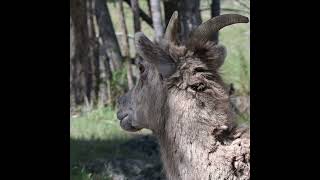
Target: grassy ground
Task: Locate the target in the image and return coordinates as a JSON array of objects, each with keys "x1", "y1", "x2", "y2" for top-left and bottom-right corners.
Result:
[
  {"x1": 71, "y1": 1, "x2": 250, "y2": 179},
  {"x1": 70, "y1": 107, "x2": 152, "y2": 180}
]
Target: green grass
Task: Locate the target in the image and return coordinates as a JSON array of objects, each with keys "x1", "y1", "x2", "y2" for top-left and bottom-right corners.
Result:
[{"x1": 70, "y1": 107, "x2": 151, "y2": 180}]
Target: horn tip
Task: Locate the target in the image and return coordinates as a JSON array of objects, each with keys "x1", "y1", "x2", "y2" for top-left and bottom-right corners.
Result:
[{"x1": 244, "y1": 16, "x2": 249, "y2": 23}]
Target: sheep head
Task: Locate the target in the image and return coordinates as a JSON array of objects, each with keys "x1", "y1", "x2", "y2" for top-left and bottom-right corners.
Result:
[{"x1": 117, "y1": 12, "x2": 249, "y2": 132}]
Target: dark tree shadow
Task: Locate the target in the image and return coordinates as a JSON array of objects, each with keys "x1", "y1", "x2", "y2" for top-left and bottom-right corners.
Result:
[{"x1": 70, "y1": 135, "x2": 166, "y2": 180}]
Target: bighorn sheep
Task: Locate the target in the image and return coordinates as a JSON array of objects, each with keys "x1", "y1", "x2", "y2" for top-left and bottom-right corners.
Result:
[{"x1": 117, "y1": 12, "x2": 250, "y2": 180}]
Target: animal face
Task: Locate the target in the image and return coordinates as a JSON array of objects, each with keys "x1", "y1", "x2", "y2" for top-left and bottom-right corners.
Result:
[
  {"x1": 117, "y1": 12, "x2": 248, "y2": 132},
  {"x1": 117, "y1": 57, "x2": 167, "y2": 132}
]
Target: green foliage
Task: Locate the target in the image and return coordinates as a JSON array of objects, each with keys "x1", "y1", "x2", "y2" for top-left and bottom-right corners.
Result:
[
  {"x1": 219, "y1": 22, "x2": 250, "y2": 95},
  {"x1": 70, "y1": 107, "x2": 151, "y2": 179}
]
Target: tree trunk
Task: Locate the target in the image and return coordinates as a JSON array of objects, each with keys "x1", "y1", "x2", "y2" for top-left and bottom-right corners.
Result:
[
  {"x1": 87, "y1": 0, "x2": 98, "y2": 106},
  {"x1": 163, "y1": 0, "x2": 202, "y2": 42},
  {"x1": 70, "y1": 0, "x2": 91, "y2": 105},
  {"x1": 104, "y1": 54, "x2": 113, "y2": 105},
  {"x1": 118, "y1": 0, "x2": 134, "y2": 89},
  {"x1": 210, "y1": 0, "x2": 220, "y2": 42},
  {"x1": 70, "y1": 0, "x2": 102, "y2": 108},
  {"x1": 70, "y1": 17, "x2": 76, "y2": 110},
  {"x1": 95, "y1": 0, "x2": 122, "y2": 71},
  {"x1": 147, "y1": 0, "x2": 152, "y2": 18},
  {"x1": 150, "y1": 0, "x2": 164, "y2": 42},
  {"x1": 178, "y1": 0, "x2": 202, "y2": 42},
  {"x1": 130, "y1": 0, "x2": 141, "y2": 61},
  {"x1": 97, "y1": 38, "x2": 108, "y2": 107},
  {"x1": 130, "y1": 0, "x2": 141, "y2": 33}
]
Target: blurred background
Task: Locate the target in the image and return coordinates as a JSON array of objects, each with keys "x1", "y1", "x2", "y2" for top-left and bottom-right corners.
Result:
[{"x1": 70, "y1": 0, "x2": 249, "y2": 179}]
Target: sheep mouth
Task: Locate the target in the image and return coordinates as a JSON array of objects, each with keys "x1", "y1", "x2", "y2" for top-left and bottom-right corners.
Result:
[
  {"x1": 117, "y1": 112, "x2": 128, "y2": 121},
  {"x1": 117, "y1": 111, "x2": 141, "y2": 132}
]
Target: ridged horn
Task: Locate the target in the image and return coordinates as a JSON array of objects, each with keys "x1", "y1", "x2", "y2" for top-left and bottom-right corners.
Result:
[
  {"x1": 187, "y1": 14, "x2": 249, "y2": 48},
  {"x1": 164, "y1": 11, "x2": 179, "y2": 44}
]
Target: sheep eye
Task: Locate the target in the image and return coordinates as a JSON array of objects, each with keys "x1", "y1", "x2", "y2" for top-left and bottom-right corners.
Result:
[
  {"x1": 190, "y1": 83, "x2": 206, "y2": 92},
  {"x1": 138, "y1": 63, "x2": 145, "y2": 74}
]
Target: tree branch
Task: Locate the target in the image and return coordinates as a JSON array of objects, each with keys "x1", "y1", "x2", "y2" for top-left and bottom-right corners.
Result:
[
  {"x1": 234, "y1": 0, "x2": 250, "y2": 10},
  {"x1": 124, "y1": 0, "x2": 153, "y2": 28},
  {"x1": 200, "y1": 7, "x2": 249, "y2": 14}
]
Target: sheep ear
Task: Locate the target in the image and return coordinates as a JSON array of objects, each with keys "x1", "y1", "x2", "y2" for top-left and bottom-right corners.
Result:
[
  {"x1": 135, "y1": 32, "x2": 176, "y2": 78},
  {"x1": 195, "y1": 43, "x2": 227, "y2": 70}
]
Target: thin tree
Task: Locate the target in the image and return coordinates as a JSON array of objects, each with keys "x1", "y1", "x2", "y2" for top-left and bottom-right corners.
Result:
[
  {"x1": 130, "y1": 0, "x2": 141, "y2": 63},
  {"x1": 87, "y1": 0, "x2": 98, "y2": 107},
  {"x1": 118, "y1": 0, "x2": 134, "y2": 89},
  {"x1": 163, "y1": 0, "x2": 202, "y2": 42},
  {"x1": 97, "y1": 39, "x2": 113, "y2": 106},
  {"x1": 179, "y1": 0, "x2": 202, "y2": 41},
  {"x1": 150, "y1": 0, "x2": 164, "y2": 42},
  {"x1": 95, "y1": 0, "x2": 123, "y2": 71},
  {"x1": 130, "y1": 0, "x2": 141, "y2": 32},
  {"x1": 211, "y1": 0, "x2": 220, "y2": 42},
  {"x1": 70, "y1": 0, "x2": 93, "y2": 106},
  {"x1": 70, "y1": 16, "x2": 76, "y2": 110}
]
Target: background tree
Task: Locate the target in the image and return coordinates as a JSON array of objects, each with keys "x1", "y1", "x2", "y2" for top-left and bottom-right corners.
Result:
[
  {"x1": 150, "y1": 0, "x2": 163, "y2": 42},
  {"x1": 70, "y1": 0, "x2": 97, "y2": 108},
  {"x1": 118, "y1": 0, "x2": 134, "y2": 89},
  {"x1": 95, "y1": 0, "x2": 123, "y2": 71},
  {"x1": 163, "y1": 0, "x2": 202, "y2": 42},
  {"x1": 211, "y1": 0, "x2": 220, "y2": 42}
]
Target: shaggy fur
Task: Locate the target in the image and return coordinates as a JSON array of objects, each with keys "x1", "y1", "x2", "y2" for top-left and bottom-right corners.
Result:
[{"x1": 117, "y1": 13, "x2": 250, "y2": 180}]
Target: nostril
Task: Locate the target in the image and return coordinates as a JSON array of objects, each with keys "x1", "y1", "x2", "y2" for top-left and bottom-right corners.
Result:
[{"x1": 117, "y1": 111, "x2": 121, "y2": 119}]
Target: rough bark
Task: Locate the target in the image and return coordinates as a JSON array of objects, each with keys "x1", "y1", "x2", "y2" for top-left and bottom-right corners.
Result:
[
  {"x1": 95, "y1": 0, "x2": 122, "y2": 71},
  {"x1": 87, "y1": 0, "x2": 98, "y2": 105},
  {"x1": 70, "y1": 0, "x2": 91, "y2": 105},
  {"x1": 178, "y1": 0, "x2": 202, "y2": 42},
  {"x1": 118, "y1": 0, "x2": 134, "y2": 89},
  {"x1": 150, "y1": 0, "x2": 164, "y2": 42}
]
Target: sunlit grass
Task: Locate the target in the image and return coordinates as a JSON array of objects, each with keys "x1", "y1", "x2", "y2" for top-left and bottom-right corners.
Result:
[{"x1": 70, "y1": 107, "x2": 151, "y2": 180}]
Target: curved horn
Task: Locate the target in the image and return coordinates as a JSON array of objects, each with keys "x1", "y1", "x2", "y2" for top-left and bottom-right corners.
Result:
[
  {"x1": 187, "y1": 14, "x2": 249, "y2": 48},
  {"x1": 164, "y1": 11, "x2": 179, "y2": 44}
]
